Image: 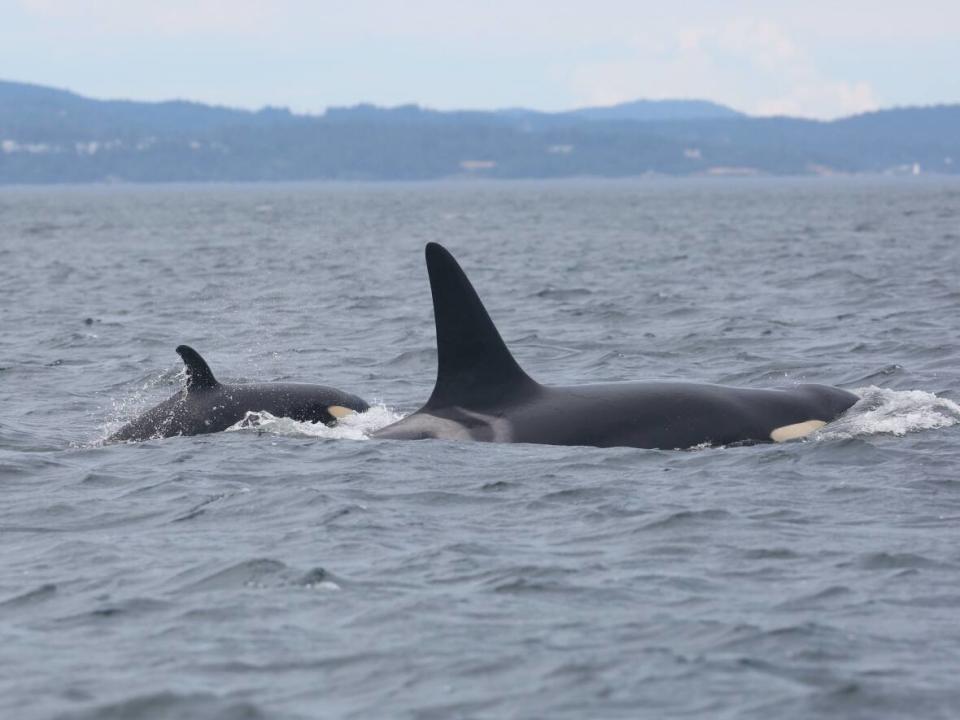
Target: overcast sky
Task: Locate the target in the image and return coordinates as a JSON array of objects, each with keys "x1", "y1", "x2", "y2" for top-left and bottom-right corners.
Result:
[{"x1": 2, "y1": 0, "x2": 958, "y2": 119}]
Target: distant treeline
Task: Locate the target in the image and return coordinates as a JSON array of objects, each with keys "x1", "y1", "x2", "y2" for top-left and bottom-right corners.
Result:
[{"x1": 1, "y1": 80, "x2": 958, "y2": 183}]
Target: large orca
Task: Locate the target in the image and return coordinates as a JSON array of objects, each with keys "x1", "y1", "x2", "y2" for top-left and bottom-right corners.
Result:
[
  {"x1": 373, "y1": 243, "x2": 859, "y2": 449},
  {"x1": 108, "y1": 345, "x2": 369, "y2": 442}
]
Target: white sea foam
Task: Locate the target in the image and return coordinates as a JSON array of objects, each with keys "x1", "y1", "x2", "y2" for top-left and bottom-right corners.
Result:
[
  {"x1": 97, "y1": 368, "x2": 186, "y2": 443},
  {"x1": 226, "y1": 404, "x2": 404, "y2": 441},
  {"x1": 819, "y1": 386, "x2": 960, "y2": 440}
]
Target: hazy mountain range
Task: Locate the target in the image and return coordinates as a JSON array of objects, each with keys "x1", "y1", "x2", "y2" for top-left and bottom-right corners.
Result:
[{"x1": 1, "y1": 79, "x2": 957, "y2": 183}]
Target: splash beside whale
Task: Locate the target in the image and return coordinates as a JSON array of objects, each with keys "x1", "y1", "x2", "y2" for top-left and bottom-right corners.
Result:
[
  {"x1": 108, "y1": 345, "x2": 369, "y2": 442},
  {"x1": 372, "y1": 243, "x2": 859, "y2": 450}
]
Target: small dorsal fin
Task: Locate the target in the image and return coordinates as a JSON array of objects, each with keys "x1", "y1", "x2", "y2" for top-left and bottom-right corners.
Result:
[
  {"x1": 175, "y1": 345, "x2": 219, "y2": 391},
  {"x1": 423, "y1": 243, "x2": 537, "y2": 408}
]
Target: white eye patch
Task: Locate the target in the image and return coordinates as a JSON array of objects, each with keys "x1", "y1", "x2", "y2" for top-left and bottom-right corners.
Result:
[
  {"x1": 769, "y1": 420, "x2": 826, "y2": 442},
  {"x1": 327, "y1": 405, "x2": 356, "y2": 419}
]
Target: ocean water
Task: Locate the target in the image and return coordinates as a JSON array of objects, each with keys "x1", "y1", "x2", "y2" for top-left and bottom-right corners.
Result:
[{"x1": 1, "y1": 178, "x2": 960, "y2": 719}]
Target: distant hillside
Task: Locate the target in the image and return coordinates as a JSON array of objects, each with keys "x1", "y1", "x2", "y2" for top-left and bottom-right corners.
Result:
[
  {"x1": 322, "y1": 98, "x2": 743, "y2": 126},
  {"x1": 0, "y1": 79, "x2": 957, "y2": 183},
  {"x1": 489, "y1": 99, "x2": 743, "y2": 130},
  {"x1": 565, "y1": 99, "x2": 743, "y2": 122},
  {"x1": 0, "y1": 80, "x2": 300, "y2": 140}
]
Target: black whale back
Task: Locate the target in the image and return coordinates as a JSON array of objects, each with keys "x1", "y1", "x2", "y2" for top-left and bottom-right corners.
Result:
[
  {"x1": 424, "y1": 242, "x2": 537, "y2": 410},
  {"x1": 375, "y1": 243, "x2": 859, "y2": 448}
]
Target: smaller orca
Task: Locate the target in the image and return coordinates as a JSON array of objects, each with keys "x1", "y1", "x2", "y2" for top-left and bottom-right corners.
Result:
[
  {"x1": 373, "y1": 243, "x2": 859, "y2": 450},
  {"x1": 107, "y1": 345, "x2": 369, "y2": 442}
]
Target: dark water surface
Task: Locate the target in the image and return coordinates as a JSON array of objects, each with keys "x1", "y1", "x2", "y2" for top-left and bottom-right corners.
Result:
[{"x1": 2, "y1": 178, "x2": 960, "y2": 719}]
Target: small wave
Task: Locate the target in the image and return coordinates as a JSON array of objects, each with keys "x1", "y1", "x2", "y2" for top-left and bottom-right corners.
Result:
[
  {"x1": 533, "y1": 287, "x2": 592, "y2": 300},
  {"x1": 775, "y1": 585, "x2": 851, "y2": 611},
  {"x1": 0, "y1": 583, "x2": 57, "y2": 610},
  {"x1": 96, "y1": 367, "x2": 188, "y2": 443},
  {"x1": 847, "y1": 552, "x2": 945, "y2": 570},
  {"x1": 820, "y1": 386, "x2": 960, "y2": 440},
  {"x1": 639, "y1": 508, "x2": 732, "y2": 531},
  {"x1": 225, "y1": 404, "x2": 403, "y2": 440},
  {"x1": 384, "y1": 348, "x2": 436, "y2": 368},
  {"x1": 55, "y1": 692, "x2": 267, "y2": 720},
  {"x1": 177, "y1": 559, "x2": 340, "y2": 593}
]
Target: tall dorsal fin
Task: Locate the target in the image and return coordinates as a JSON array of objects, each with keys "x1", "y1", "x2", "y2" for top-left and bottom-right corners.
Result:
[
  {"x1": 176, "y1": 345, "x2": 219, "y2": 391},
  {"x1": 424, "y1": 243, "x2": 537, "y2": 408}
]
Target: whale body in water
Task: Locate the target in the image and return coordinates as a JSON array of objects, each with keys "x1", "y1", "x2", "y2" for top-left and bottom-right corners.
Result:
[
  {"x1": 373, "y1": 243, "x2": 859, "y2": 450},
  {"x1": 108, "y1": 345, "x2": 369, "y2": 442}
]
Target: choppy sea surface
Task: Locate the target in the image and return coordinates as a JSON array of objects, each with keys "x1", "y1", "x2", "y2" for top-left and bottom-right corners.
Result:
[{"x1": 2, "y1": 178, "x2": 960, "y2": 719}]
